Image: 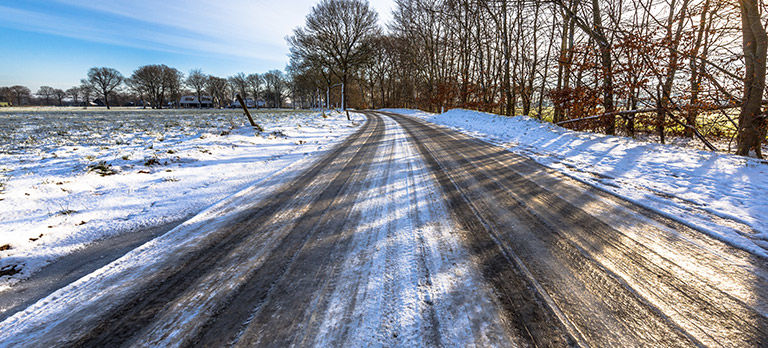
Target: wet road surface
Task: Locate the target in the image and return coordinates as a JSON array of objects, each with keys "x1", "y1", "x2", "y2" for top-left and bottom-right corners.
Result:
[{"x1": 1, "y1": 111, "x2": 766, "y2": 347}]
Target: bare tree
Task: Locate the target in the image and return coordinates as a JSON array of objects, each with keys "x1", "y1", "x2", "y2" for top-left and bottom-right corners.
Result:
[
  {"x1": 287, "y1": 57, "x2": 330, "y2": 109},
  {"x1": 359, "y1": 0, "x2": 764, "y2": 156},
  {"x1": 87, "y1": 67, "x2": 123, "y2": 109},
  {"x1": 652, "y1": 0, "x2": 691, "y2": 144},
  {"x1": 53, "y1": 88, "x2": 66, "y2": 106},
  {"x1": 130, "y1": 64, "x2": 182, "y2": 109},
  {"x1": 228, "y1": 73, "x2": 249, "y2": 105},
  {"x1": 79, "y1": 81, "x2": 94, "y2": 109},
  {"x1": 0, "y1": 87, "x2": 10, "y2": 105},
  {"x1": 164, "y1": 67, "x2": 184, "y2": 108},
  {"x1": 8, "y1": 86, "x2": 31, "y2": 106},
  {"x1": 206, "y1": 76, "x2": 230, "y2": 108},
  {"x1": 130, "y1": 65, "x2": 163, "y2": 109},
  {"x1": 736, "y1": 0, "x2": 768, "y2": 158},
  {"x1": 36, "y1": 86, "x2": 56, "y2": 105},
  {"x1": 66, "y1": 87, "x2": 81, "y2": 106},
  {"x1": 246, "y1": 73, "x2": 263, "y2": 104},
  {"x1": 289, "y1": 0, "x2": 380, "y2": 118},
  {"x1": 550, "y1": 0, "x2": 617, "y2": 134},
  {"x1": 685, "y1": 0, "x2": 714, "y2": 138},
  {"x1": 125, "y1": 77, "x2": 148, "y2": 108},
  {"x1": 186, "y1": 69, "x2": 207, "y2": 108},
  {"x1": 263, "y1": 70, "x2": 288, "y2": 108}
]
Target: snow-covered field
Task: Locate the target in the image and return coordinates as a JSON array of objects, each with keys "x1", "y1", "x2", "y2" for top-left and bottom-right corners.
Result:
[
  {"x1": 0, "y1": 108, "x2": 363, "y2": 288},
  {"x1": 383, "y1": 108, "x2": 768, "y2": 258}
]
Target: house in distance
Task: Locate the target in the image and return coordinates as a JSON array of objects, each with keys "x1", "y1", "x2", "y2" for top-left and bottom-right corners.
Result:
[
  {"x1": 179, "y1": 95, "x2": 213, "y2": 108},
  {"x1": 230, "y1": 97, "x2": 262, "y2": 108}
]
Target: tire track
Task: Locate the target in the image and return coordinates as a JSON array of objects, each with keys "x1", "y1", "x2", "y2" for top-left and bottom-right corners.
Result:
[
  {"x1": 68, "y1": 115, "x2": 384, "y2": 346},
  {"x1": 375, "y1": 111, "x2": 576, "y2": 347},
  {"x1": 6, "y1": 109, "x2": 763, "y2": 347},
  {"x1": 386, "y1": 110, "x2": 768, "y2": 347},
  {"x1": 306, "y1": 114, "x2": 517, "y2": 346},
  {"x1": 203, "y1": 114, "x2": 385, "y2": 346},
  {"x1": 0, "y1": 112, "x2": 520, "y2": 347}
]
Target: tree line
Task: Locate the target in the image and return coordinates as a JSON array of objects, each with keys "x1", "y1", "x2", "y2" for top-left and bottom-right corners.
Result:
[
  {"x1": 2, "y1": 0, "x2": 766, "y2": 157},
  {"x1": 0, "y1": 66, "x2": 293, "y2": 110},
  {"x1": 287, "y1": 0, "x2": 768, "y2": 158}
]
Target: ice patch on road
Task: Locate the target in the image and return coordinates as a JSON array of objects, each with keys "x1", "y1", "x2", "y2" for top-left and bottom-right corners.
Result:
[
  {"x1": 314, "y1": 115, "x2": 514, "y2": 346},
  {"x1": 386, "y1": 108, "x2": 768, "y2": 258}
]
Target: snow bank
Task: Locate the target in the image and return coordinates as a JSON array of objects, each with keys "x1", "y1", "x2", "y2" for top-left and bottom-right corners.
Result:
[
  {"x1": 399, "y1": 108, "x2": 768, "y2": 258},
  {"x1": 379, "y1": 108, "x2": 435, "y2": 118},
  {"x1": 0, "y1": 109, "x2": 363, "y2": 288}
]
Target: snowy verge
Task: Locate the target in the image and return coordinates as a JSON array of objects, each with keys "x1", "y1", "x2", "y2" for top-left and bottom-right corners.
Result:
[
  {"x1": 0, "y1": 140, "x2": 343, "y2": 344},
  {"x1": 0, "y1": 110, "x2": 364, "y2": 288},
  {"x1": 384, "y1": 108, "x2": 768, "y2": 258}
]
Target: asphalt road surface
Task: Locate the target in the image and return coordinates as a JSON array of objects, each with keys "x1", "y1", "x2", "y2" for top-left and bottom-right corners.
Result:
[{"x1": 1, "y1": 111, "x2": 766, "y2": 347}]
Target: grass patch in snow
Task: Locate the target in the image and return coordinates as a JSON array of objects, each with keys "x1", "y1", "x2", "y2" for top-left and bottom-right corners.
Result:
[
  {"x1": 144, "y1": 157, "x2": 161, "y2": 166},
  {"x1": 87, "y1": 161, "x2": 117, "y2": 176},
  {"x1": 56, "y1": 209, "x2": 77, "y2": 216},
  {"x1": 0, "y1": 265, "x2": 21, "y2": 278},
  {"x1": 267, "y1": 130, "x2": 288, "y2": 139}
]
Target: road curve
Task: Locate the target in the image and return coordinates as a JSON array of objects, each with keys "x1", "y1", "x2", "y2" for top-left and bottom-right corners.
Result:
[{"x1": 0, "y1": 111, "x2": 766, "y2": 347}]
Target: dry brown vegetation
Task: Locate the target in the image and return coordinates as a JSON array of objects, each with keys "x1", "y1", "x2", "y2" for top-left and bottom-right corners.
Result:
[{"x1": 287, "y1": 0, "x2": 768, "y2": 157}]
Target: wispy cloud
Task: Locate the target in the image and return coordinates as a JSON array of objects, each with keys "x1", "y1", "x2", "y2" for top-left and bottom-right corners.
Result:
[
  {"x1": 0, "y1": 5, "x2": 243, "y2": 59},
  {"x1": 2, "y1": 0, "x2": 394, "y2": 61},
  {"x1": 38, "y1": 0, "x2": 392, "y2": 60},
  {"x1": 0, "y1": 1, "x2": 371, "y2": 63},
  {"x1": 0, "y1": 0, "x2": 395, "y2": 88},
  {"x1": 51, "y1": 0, "x2": 306, "y2": 48}
]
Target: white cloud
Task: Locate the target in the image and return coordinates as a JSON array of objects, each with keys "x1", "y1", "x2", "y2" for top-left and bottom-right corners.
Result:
[
  {"x1": 51, "y1": 0, "x2": 311, "y2": 46},
  {"x1": 39, "y1": 0, "x2": 395, "y2": 60},
  {"x1": 0, "y1": 0, "x2": 396, "y2": 89}
]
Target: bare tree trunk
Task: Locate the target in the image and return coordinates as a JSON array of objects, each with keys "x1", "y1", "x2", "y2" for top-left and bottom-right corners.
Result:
[
  {"x1": 103, "y1": 88, "x2": 111, "y2": 110},
  {"x1": 656, "y1": 0, "x2": 689, "y2": 144},
  {"x1": 564, "y1": 1, "x2": 576, "y2": 121},
  {"x1": 511, "y1": 1, "x2": 523, "y2": 116},
  {"x1": 503, "y1": 0, "x2": 513, "y2": 116},
  {"x1": 554, "y1": 2, "x2": 569, "y2": 123},
  {"x1": 736, "y1": 0, "x2": 768, "y2": 158},
  {"x1": 538, "y1": 7, "x2": 558, "y2": 119},
  {"x1": 523, "y1": 1, "x2": 541, "y2": 117},
  {"x1": 686, "y1": 0, "x2": 711, "y2": 138},
  {"x1": 342, "y1": 72, "x2": 350, "y2": 120},
  {"x1": 627, "y1": 83, "x2": 638, "y2": 137},
  {"x1": 592, "y1": 0, "x2": 615, "y2": 134}
]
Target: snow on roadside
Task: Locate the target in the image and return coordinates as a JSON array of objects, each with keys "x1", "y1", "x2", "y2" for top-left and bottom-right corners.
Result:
[
  {"x1": 0, "y1": 109, "x2": 364, "y2": 289},
  {"x1": 384, "y1": 108, "x2": 768, "y2": 258}
]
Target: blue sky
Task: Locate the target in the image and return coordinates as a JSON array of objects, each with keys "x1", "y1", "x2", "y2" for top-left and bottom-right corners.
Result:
[{"x1": 0, "y1": 0, "x2": 394, "y2": 91}]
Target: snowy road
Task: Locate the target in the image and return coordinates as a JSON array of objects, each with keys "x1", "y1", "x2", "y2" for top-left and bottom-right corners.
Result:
[{"x1": 1, "y1": 111, "x2": 767, "y2": 346}]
